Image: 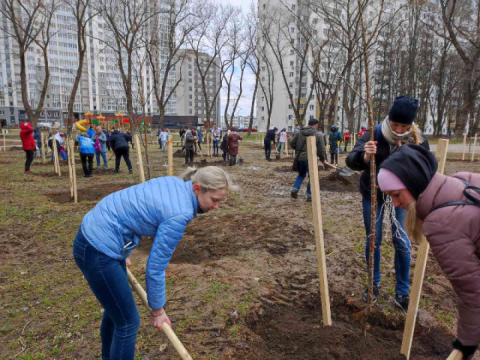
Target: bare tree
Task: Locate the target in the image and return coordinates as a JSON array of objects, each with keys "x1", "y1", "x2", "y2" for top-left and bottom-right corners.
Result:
[
  {"x1": 146, "y1": 0, "x2": 195, "y2": 130},
  {"x1": 245, "y1": 2, "x2": 259, "y2": 136},
  {"x1": 64, "y1": 0, "x2": 97, "y2": 137},
  {"x1": 188, "y1": 2, "x2": 236, "y2": 133},
  {"x1": 440, "y1": 0, "x2": 480, "y2": 136},
  {"x1": 98, "y1": 0, "x2": 164, "y2": 132},
  {"x1": 0, "y1": 0, "x2": 57, "y2": 126}
]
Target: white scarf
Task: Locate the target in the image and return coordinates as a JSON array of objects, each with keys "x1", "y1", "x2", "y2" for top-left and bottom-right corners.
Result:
[{"x1": 381, "y1": 116, "x2": 411, "y2": 144}]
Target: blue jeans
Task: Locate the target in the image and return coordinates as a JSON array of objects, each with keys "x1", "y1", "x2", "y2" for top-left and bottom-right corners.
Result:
[
  {"x1": 96, "y1": 151, "x2": 108, "y2": 166},
  {"x1": 292, "y1": 160, "x2": 311, "y2": 199},
  {"x1": 35, "y1": 142, "x2": 42, "y2": 158},
  {"x1": 158, "y1": 139, "x2": 162, "y2": 149},
  {"x1": 362, "y1": 197, "x2": 411, "y2": 296},
  {"x1": 213, "y1": 140, "x2": 219, "y2": 154},
  {"x1": 73, "y1": 228, "x2": 140, "y2": 360}
]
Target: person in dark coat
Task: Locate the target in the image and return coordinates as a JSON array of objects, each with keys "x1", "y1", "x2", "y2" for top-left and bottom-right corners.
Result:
[
  {"x1": 104, "y1": 129, "x2": 111, "y2": 151},
  {"x1": 226, "y1": 127, "x2": 242, "y2": 166},
  {"x1": 184, "y1": 129, "x2": 196, "y2": 165},
  {"x1": 290, "y1": 119, "x2": 327, "y2": 201},
  {"x1": 33, "y1": 127, "x2": 42, "y2": 158},
  {"x1": 264, "y1": 127, "x2": 277, "y2": 161},
  {"x1": 378, "y1": 145, "x2": 480, "y2": 360},
  {"x1": 110, "y1": 129, "x2": 133, "y2": 174},
  {"x1": 346, "y1": 96, "x2": 430, "y2": 312},
  {"x1": 20, "y1": 122, "x2": 36, "y2": 174},
  {"x1": 220, "y1": 131, "x2": 229, "y2": 161},
  {"x1": 126, "y1": 130, "x2": 134, "y2": 149},
  {"x1": 328, "y1": 124, "x2": 342, "y2": 165}
]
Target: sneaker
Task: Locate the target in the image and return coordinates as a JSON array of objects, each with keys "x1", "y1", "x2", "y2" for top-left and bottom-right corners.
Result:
[
  {"x1": 113, "y1": 169, "x2": 119, "y2": 173},
  {"x1": 306, "y1": 197, "x2": 312, "y2": 202},
  {"x1": 84, "y1": 174, "x2": 92, "y2": 178},
  {"x1": 24, "y1": 170, "x2": 31, "y2": 175},
  {"x1": 129, "y1": 169, "x2": 133, "y2": 174},
  {"x1": 363, "y1": 285, "x2": 380, "y2": 303},
  {"x1": 394, "y1": 294, "x2": 410, "y2": 314},
  {"x1": 291, "y1": 189, "x2": 298, "y2": 199},
  {"x1": 103, "y1": 164, "x2": 108, "y2": 169}
]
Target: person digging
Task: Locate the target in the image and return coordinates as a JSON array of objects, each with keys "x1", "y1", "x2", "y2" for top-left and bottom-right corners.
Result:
[
  {"x1": 346, "y1": 96, "x2": 430, "y2": 313},
  {"x1": 290, "y1": 118, "x2": 327, "y2": 202},
  {"x1": 73, "y1": 166, "x2": 238, "y2": 360},
  {"x1": 378, "y1": 144, "x2": 480, "y2": 360}
]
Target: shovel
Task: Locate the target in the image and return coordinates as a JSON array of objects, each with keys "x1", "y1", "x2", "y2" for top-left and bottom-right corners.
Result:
[
  {"x1": 325, "y1": 162, "x2": 355, "y2": 176},
  {"x1": 239, "y1": 141, "x2": 244, "y2": 165},
  {"x1": 127, "y1": 268, "x2": 193, "y2": 360},
  {"x1": 196, "y1": 140, "x2": 207, "y2": 164}
]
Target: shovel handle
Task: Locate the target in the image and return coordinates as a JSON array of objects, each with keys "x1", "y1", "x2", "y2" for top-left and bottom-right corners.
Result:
[
  {"x1": 446, "y1": 350, "x2": 463, "y2": 360},
  {"x1": 126, "y1": 268, "x2": 193, "y2": 360},
  {"x1": 325, "y1": 162, "x2": 337, "y2": 170}
]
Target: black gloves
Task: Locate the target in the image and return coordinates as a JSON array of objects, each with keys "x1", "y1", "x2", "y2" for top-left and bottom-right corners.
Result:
[{"x1": 453, "y1": 339, "x2": 478, "y2": 359}]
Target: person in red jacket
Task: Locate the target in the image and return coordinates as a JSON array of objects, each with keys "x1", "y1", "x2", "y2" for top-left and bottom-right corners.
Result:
[
  {"x1": 358, "y1": 126, "x2": 366, "y2": 138},
  {"x1": 378, "y1": 144, "x2": 480, "y2": 360},
  {"x1": 20, "y1": 122, "x2": 36, "y2": 174}
]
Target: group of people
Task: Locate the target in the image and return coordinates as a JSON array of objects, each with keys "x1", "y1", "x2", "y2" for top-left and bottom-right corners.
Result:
[
  {"x1": 288, "y1": 95, "x2": 480, "y2": 359},
  {"x1": 19, "y1": 123, "x2": 135, "y2": 177}
]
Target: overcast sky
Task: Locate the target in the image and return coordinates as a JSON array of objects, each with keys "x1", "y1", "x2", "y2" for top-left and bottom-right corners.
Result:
[{"x1": 213, "y1": 0, "x2": 258, "y2": 119}]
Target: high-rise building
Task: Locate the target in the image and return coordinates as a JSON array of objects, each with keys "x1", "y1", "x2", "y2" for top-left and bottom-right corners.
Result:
[
  {"x1": 175, "y1": 49, "x2": 221, "y2": 127},
  {"x1": 0, "y1": 1, "x2": 177, "y2": 127}
]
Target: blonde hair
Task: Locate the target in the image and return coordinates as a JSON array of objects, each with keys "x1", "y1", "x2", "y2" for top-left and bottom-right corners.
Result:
[
  {"x1": 179, "y1": 166, "x2": 239, "y2": 192},
  {"x1": 410, "y1": 123, "x2": 423, "y2": 145},
  {"x1": 96, "y1": 126, "x2": 102, "y2": 132},
  {"x1": 405, "y1": 201, "x2": 424, "y2": 245}
]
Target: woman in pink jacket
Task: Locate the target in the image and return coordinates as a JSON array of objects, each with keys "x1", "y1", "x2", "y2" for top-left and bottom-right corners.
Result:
[{"x1": 377, "y1": 144, "x2": 480, "y2": 360}]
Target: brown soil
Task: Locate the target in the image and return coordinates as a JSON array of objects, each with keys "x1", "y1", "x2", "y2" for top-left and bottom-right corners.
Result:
[
  {"x1": 321, "y1": 172, "x2": 361, "y2": 192},
  {"x1": 45, "y1": 183, "x2": 131, "y2": 203}
]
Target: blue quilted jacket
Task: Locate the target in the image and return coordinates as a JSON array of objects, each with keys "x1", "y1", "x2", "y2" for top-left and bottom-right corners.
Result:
[{"x1": 80, "y1": 177, "x2": 197, "y2": 309}]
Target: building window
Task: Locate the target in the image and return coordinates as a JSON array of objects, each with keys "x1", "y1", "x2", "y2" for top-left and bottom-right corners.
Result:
[
  {"x1": 291, "y1": 4, "x2": 295, "y2": 10},
  {"x1": 310, "y1": 105, "x2": 314, "y2": 110},
  {"x1": 289, "y1": 104, "x2": 292, "y2": 109},
  {"x1": 290, "y1": 49, "x2": 294, "y2": 55},
  {"x1": 261, "y1": 106, "x2": 264, "y2": 111},
  {"x1": 290, "y1": 72, "x2": 294, "y2": 77},
  {"x1": 288, "y1": 115, "x2": 293, "y2": 120},
  {"x1": 290, "y1": 27, "x2": 295, "y2": 33}
]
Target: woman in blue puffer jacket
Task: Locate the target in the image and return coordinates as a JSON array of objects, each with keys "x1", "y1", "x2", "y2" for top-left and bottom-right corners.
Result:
[{"x1": 73, "y1": 166, "x2": 238, "y2": 360}]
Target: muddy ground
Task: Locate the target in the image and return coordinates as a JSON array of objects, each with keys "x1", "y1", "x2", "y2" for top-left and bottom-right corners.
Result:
[{"x1": 0, "y1": 141, "x2": 479, "y2": 359}]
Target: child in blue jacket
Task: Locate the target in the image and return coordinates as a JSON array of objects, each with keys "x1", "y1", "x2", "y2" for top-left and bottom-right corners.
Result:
[
  {"x1": 75, "y1": 133, "x2": 95, "y2": 177},
  {"x1": 73, "y1": 166, "x2": 238, "y2": 359}
]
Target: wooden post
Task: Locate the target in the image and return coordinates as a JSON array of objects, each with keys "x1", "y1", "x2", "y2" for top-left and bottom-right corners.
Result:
[
  {"x1": 462, "y1": 134, "x2": 467, "y2": 160},
  {"x1": 446, "y1": 350, "x2": 463, "y2": 360},
  {"x1": 126, "y1": 269, "x2": 193, "y2": 360},
  {"x1": 133, "y1": 134, "x2": 145, "y2": 183},
  {"x1": 68, "y1": 140, "x2": 78, "y2": 203},
  {"x1": 52, "y1": 135, "x2": 61, "y2": 176},
  {"x1": 306, "y1": 136, "x2": 332, "y2": 326},
  {"x1": 2, "y1": 129, "x2": 5, "y2": 151},
  {"x1": 285, "y1": 136, "x2": 289, "y2": 157},
  {"x1": 168, "y1": 135, "x2": 173, "y2": 176},
  {"x1": 41, "y1": 133, "x2": 46, "y2": 164},
  {"x1": 336, "y1": 141, "x2": 340, "y2": 165},
  {"x1": 401, "y1": 139, "x2": 449, "y2": 359},
  {"x1": 471, "y1": 134, "x2": 477, "y2": 162}
]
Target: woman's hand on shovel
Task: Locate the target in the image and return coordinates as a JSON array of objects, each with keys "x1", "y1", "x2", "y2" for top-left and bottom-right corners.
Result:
[{"x1": 151, "y1": 308, "x2": 172, "y2": 332}]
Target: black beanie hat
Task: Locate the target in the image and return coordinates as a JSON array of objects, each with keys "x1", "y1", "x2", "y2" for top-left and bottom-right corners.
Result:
[
  {"x1": 379, "y1": 144, "x2": 438, "y2": 199},
  {"x1": 388, "y1": 96, "x2": 419, "y2": 125},
  {"x1": 308, "y1": 118, "x2": 319, "y2": 125}
]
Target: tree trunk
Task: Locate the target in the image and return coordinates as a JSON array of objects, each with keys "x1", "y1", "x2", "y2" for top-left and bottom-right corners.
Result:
[{"x1": 247, "y1": 74, "x2": 259, "y2": 136}]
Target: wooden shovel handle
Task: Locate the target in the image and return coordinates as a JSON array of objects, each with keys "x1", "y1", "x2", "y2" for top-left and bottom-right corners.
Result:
[
  {"x1": 446, "y1": 350, "x2": 463, "y2": 360},
  {"x1": 126, "y1": 268, "x2": 193, "y2": 360}
]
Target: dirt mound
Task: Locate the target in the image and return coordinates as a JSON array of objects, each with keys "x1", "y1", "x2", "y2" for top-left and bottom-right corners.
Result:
[
  {"x1": 447, "y1": 158, "x2": 479, "y2": 163},
  {"x1": 45, "y1": 183, "x2": 131, "y2": 203},
  {"x1": 173, "y1": 149, "x2": 199, "y2": 158},
  {"x1": 320, "y1": 171, "x2": 360, "y2": 192},
  {"x1": 245, "y1": 294, "x2": 452, "y2": 360}
]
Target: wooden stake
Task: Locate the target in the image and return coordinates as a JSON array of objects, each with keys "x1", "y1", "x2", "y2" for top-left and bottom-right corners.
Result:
[
  {"x1": 462, "y1": 134, "x2": 467, "y2": 161},
  {"x1": 306, "y1": 136, "x2": 332, "y2": 326},
  {"x1": 2, "y1": 130, "x2": 5, "y2": 151},
  {"x1": 126, "y1": 268, "x2": 193, "y2": 360},
  {"x1": 68, "y1": 141, "x2": 74, "y2": 198},
  {"x1": 134, "y1": 134, "x2": 145, "y2": 183},
  {"x1": 285, "y1": 136, "x2": 289, "y2": 157},
  {"x1": 337, "y1": 141, "x2": 340, "y2": 165},
  {"x1": 68, "y1": 140, "x2": 78, "y2": 203},
  {"x1": 471, "y1": 134, "x2": 477, "y2": 162},
  {"x1": 41, "y1": 133, "x2": 46, "y2": 164},
  {"x1": 401, "y1": 139, "x2": 449, "y2": 359},
  {"x1": 52, "y1": 135, "x2": 61, "y2": 176},
  {"x1": 168, "y1": 135, "x2": 173, "y2": 176},
  {"x1": 446, "y1": 350, "x2": 463, "y2": 360}
]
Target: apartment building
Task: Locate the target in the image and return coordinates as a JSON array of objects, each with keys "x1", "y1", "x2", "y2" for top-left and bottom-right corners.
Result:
[
  {"x1": 175, "y1": 49, "x2": 221, "y2": 127},
  {"x1": 0, "y1": 1, "x2": 176, "y2": 127}
]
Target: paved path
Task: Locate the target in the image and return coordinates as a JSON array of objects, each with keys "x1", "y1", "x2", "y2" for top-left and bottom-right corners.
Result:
[{"x1": 430, "y1": 143, "x2": 479, "y2": 154}]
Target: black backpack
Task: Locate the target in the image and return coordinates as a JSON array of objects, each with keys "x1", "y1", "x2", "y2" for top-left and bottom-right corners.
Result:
[{"x1": 429, "y1": 179, "x2": 480, "y2": 214}]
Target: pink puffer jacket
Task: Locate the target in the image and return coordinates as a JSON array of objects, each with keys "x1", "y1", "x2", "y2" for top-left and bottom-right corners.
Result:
[{"x1": 416, "y1": 172, "x2": 480, "y2": 346}]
